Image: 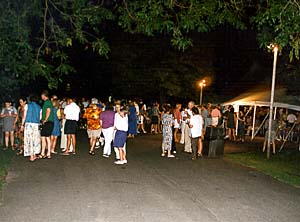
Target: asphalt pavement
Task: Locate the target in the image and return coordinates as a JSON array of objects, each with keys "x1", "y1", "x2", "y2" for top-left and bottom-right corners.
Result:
[{"x1": 0, "y1": 132, "x2": 299, "y2": 222}]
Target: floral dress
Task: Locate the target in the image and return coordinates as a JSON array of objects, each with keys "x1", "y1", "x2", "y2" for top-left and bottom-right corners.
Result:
[{"x1": 162, "y1": 113, "x2": 173, "y2": 151}]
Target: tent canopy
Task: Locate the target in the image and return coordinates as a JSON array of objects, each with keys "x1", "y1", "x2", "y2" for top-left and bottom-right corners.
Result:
[{"x1": 223, "y1": 88, "x2": 300, "y2": 112}]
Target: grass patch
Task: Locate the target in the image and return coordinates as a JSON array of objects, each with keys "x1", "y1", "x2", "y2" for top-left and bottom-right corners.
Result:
[
  {"x1": 225, "y1": 150, "x2": 300, "y2": 187},
  {"x1": 0, "y1": 148, "x2": 15, "y2": 189}
]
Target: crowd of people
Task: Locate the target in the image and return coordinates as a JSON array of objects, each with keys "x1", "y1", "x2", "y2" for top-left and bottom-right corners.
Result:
[{"x1": 1, "y1": 92, "x2": 300, "y2": 163}]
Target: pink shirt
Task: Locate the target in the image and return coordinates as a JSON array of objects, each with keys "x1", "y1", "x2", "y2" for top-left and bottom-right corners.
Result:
[
  {"x1": 174, "y1": 108, "x2": 182, "y2": 124},
  {"x1": 211, "y1": 108, "x2": 221, "y2": 118}
]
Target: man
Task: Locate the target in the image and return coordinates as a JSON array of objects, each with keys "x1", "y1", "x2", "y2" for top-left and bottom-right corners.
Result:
[
  {"x1": 83, "y1": 98, "x2": 102, "y2": 156},
  {"x1": 183, "y1": 101, "x2": 195, "y2": 153},
  {"x1": 100, "y1": 103, "x2": 115, "y2": 157},
  {"x1": 61, "y1": 98, "x2": 80, "y2": 155},
  {"x1": 40, "y1": 90, "x2": 54, "y2": 159}
]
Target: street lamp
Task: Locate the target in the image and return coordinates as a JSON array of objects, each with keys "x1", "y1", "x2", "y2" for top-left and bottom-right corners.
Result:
[
  {"x1": 267, "y1": 44, "x2": 279, "y2": 159},
  {"x1": 199, "y1": 79, "x2": 206, "y2": 105}
]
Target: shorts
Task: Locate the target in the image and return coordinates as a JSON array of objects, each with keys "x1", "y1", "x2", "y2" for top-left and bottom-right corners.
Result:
[
  {"x1": 174, "y1": 120, "x2": 180, "y2": 129},
  {"x1": 64, "y1": 120, "x2": 78, "y2": 135},
  {"x1": 41, "y1": 121, "x2": 54, "y2": 137},
  {"x1": 113, "y1": 130, "x2": 127, "y2": 147},
  {"x1": 87, "y1": 128, "x2": 102, "y2": 138}
]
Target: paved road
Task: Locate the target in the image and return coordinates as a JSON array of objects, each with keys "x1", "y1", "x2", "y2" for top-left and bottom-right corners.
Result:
[{"x1": 0, "y1": 132, "x2": 300, "y2": 222}]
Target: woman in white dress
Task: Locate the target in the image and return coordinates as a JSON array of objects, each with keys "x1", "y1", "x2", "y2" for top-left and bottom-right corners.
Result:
[{"x1": 20, "y1": 95, "x2": 41, "y2": 162}]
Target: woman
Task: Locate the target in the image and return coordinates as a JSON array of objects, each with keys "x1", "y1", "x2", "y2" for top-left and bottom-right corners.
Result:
[
  {"x1": 227, "y1": 107, "x2": 236, "y2": 141},
  {"x1": 0, "y1": 99, "x2": 18, "y2": 150},
  {"x1": 21, "y1": 95, "x2": 41, "y2": 162},
  {"x1": 60, "y1": 107, "x2": 73, "y2": 153},
  {"x1": 189, "y1": 107, "x2": 203, "y2": 160},
  {"x1": 15, "y1": 97, "x2": 27, "y2": 155},
  {"x1": 173, "y1": 103, "x2": 182, "y2": 143},
  {"x1": 114, "y1": 108, "x2": 128, "y2": 165},
  {"x1": 150, "y1": 103, "x2": 160, "y2": 134},
  {"x1": 161, "y1": 105, "x2": 174, "y2": 158},
  {"x1": 50, "y1": 99, "x2": 61, "y2": 154},
  {"x1": 128, "y1": 101, "x2": 137, "y2": 138}
]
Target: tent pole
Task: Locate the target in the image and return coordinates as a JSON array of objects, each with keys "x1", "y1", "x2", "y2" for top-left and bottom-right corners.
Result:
[
  {"x1": 279, "y1": 122, "x2": 296, "y2": 152},
  {"x1": 251, "y1": 105, "x2": 257, "y2": 140},
  {"x1": 244, "y1": 106, "x2": 253, "y2": 117},
  {"x1": 267, "y1": 46, "x2": 278, "y2": 159},
  {"x1": 235, "y1": 105, "x2": 239, "y2": 136},
  {"x1": 252, "y1": 111, "x2": 269, "y2": 140}
]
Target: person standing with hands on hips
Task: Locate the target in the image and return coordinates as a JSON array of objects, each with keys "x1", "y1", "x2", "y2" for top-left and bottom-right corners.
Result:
[{"x1": 61, "y1": 98, "x2": 80, "y2": 155}]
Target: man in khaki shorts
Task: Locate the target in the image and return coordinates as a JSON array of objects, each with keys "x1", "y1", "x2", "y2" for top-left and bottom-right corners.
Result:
[{"x1": 83, "y1": 98, "x2": 102, "y2": 155}]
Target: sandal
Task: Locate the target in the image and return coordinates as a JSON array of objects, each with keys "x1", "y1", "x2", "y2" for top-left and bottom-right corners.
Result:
[
  {"x1": 46, "y1": 155, "x2": 51, "y2": 159},
  {"x1": 89, "y1": 150, "x2": 95, "y2": 156},
  {"x1": 37, "y1": 154, "x2": 46, "y2": 159},
  {"x1": 16, "y1": 151, "x2": 23, "y2": 156},
  {"x1": 60, "y1": 152, "x2": 70, "y2": 156}
]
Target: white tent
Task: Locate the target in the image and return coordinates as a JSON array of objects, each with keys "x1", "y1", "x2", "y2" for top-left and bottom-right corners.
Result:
[{"x1": 222, "y1": 88, "x2": 300, "y2": 151}]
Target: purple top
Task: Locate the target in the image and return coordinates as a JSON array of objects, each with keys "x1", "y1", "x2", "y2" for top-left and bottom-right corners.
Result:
[{"x1": 100, "y1": 110, "x2": 115, "y2": 129}]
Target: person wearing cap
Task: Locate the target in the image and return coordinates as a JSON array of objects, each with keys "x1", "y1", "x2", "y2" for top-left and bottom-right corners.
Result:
[{"x1": 83, "y1": 98, "x2": 103, "y2": 155}]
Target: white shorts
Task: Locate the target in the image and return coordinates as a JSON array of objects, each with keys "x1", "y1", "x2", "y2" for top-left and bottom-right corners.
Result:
[
  {"x1": 87, "y1": 128, "x2": 102, "y2": 138},
  {"x1": 174, "y1": 120, "x2": 180, "y2": 129}
]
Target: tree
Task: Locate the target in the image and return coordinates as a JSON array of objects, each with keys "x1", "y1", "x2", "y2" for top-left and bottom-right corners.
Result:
[{"x1": 1, "y1": 0, "x2": 300, "y2": 99}]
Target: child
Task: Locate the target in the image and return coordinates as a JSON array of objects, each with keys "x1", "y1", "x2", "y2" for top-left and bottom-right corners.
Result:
[{"x1": 113, "y1": 108, "x2": 128, "y2": 164}]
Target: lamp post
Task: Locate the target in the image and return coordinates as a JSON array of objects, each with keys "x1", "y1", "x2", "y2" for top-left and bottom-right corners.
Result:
[
  {"x1": 199, "y1": 79, "x2": 206, "y2": 105},
  {"x1": 267, "y1": 44, "x2": 279, "y2": 160}
]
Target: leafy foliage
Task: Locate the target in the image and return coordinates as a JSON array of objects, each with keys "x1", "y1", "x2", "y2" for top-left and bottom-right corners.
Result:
[
  {"x1": 1, "y1": 0, "x2": 300, "y2": 100},
  {"x1": 117, "y1": 0, "x2": 245, "y2": 51},
  {"x1": 252, "y1": 0, "x2": 300, "y2": 61}
]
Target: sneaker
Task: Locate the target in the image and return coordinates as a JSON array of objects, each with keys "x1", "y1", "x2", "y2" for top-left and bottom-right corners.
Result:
[
  {"x1": 173, "y1": 151, "x2": 177, "y2": 154},
  {"x1": 167, "y1": 155, "x2": 175, "y2": 158},
  {"x1": 161, "y1": 153, "x2": 165, "y2": 157},
  {"x1": 123, "y1": 160, "x2": 128, "y2": 164},
  {"x1": 114, "y1": 160, "x2": 124, "y2": 165},
  {"x1": 102, "y1": 154, "x2": 109, "y2": 158}
]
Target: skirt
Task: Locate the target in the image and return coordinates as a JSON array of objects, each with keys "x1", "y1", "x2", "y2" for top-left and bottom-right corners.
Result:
[
  {"x1": 23, "y1": 123, "x2": 41, "y2": 157},
  {"x1": 113, "y1": 130, "x2": 127, "y2": 147}
]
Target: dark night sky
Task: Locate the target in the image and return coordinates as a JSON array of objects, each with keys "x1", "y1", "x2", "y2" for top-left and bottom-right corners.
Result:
[{"x1": 55, "y1": 25, "x2": 273, "y2": 103}]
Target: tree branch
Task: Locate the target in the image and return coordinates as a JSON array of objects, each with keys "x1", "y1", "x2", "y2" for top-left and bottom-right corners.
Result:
[{"x1": 36, "y1": 0, "x2": 48, "y2": 62}]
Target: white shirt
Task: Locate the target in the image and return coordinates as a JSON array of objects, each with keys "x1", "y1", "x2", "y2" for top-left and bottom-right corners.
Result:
[
  {"x1": 189, "y1": 114, "x2": 203, "y2": 138},
  {"x1": 114, "y1": 113, "x2": 128, "y2": 132},
  {"x1": 135, "y1": 104, "x2": 140, "y2": 115},
  {"x1": 64, "y1": 102, "x2": 80, "y2": 121}
]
